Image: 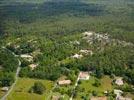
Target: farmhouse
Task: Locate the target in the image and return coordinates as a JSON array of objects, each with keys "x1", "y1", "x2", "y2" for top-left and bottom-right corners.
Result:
[
  {"x1": 116, "y1": 96, "x2": 132, "y2": 100},
  {"x1": 71, "y1": 54, "x2": 83, "y2": 59},
  {"x1": 52, "y1": 95, "x2": 61, "y2": 100},
  {"x1": 114, "y1": 89, "x2": 123, "y2": 96},
  {"x1": 20, "y1": 54, "x2": 33, "y2": 62},
  {"x1": 58, "y1": 80, "x2": 71, "y2": 85},
  {"x1": 73, "y1": 40, "x2": 80, "y2": 45},
  {"x1": 79, "y1": 72, "x2": 90, "y2": 80},
  {"x1": 1, "y1": 87, "x2": 9, "y2": 92},
  {"x1": 29, "y1": 64, "x2": 38, "y2": 70},
  {"x1": 80, "y1": 49, "x2": 93, "y2": 55},
  {"x1": 90, "y1": 96, "x2": 107, "y2": 100},
  {"x1": 115, "y1": 77, "x2": 124, "y2": 86},
  {"x1": 83, "y1": 31, "x2": 93, "y2": 37}
]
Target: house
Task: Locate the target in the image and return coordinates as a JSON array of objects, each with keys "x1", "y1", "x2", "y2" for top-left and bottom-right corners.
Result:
[
  {"x1": 83, "y1": 31, "x2": 93, "y2": 37},
  {"x1": 20, "y1": 54, "x2": 33, "y2": 62},
  {"x1": 104, "y1": 90, "x2": 108, "y2": 94},
  {"x1": 115, "y1": 77, "x2": 124, "y2": 86},
  {"x1": 58, "y1": 80, "x2": 71, "y2": 85},
  {"x1": 79, "y1": 72, "x2": 90, "y2": 80},
  {"x1": 80, "y1": 49, "x2": 93, "y2": 55},
  {"x1": 70, "y1": 40, "x2": 80, "y2": 45},
  {"x1": 73, "y1": 40, "x2": 80, "y2": 45},
  {"x1": 116, "y1": 96, "x2": 132, "y2": 100},
  {"x1": 90, "y1": 96, "x2": 107, "y2": 100},
  {"x1": 71, "y1": 54, "x2": 83, "y2": 59},
  {"x1": 1, "y1": 87, "x2": 9, "y2": 92},
  {"x1": 114, "y1": 89, "x2": 123, "y2": 96},
  {"x1": 52, "y1": 95, "x2": 60, "y2": 100},
  {"x1": 29, "y1": 64, "x2": 38, "y2": 70}
]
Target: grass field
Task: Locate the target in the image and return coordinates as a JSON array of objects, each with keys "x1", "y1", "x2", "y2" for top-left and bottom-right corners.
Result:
[
  {"x1": 7, "y1": 78, "x2": 54, "y2": 100},
  {"x1": 74, "y1": 76, "x2": 113, "y2": 100}
]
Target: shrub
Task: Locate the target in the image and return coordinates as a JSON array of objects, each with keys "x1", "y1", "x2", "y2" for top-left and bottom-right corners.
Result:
[{"x1": 30, "y1": 81, "x2": 45, "y2": 95}]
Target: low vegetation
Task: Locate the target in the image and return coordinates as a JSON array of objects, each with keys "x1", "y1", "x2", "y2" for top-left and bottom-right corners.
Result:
[{"x1": 7, "y1": 78, "x2": 53, "y2": 100}]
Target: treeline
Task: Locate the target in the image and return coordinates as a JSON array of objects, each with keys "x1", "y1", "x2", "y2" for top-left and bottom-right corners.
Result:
[
  {"x1": 0, "y1": 0, "x2": 134, "y2": 43},
  {"x1": 0, "y1": 49, "x2": 18, "y2": 72},
  {"x1": 0, "y1": 49, "x2": 18, "y2": 86},
  {"x1": 58, "y1": 45, "x2": 134, "y2": 85}
]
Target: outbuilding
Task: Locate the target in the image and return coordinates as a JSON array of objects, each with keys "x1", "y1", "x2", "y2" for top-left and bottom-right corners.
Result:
[
  {"x1": 58, "y1": 80, "x2": 71, "y2": 85},
  {"x1": 79, "y1": 72, "x2": 90, "y2": 80}
]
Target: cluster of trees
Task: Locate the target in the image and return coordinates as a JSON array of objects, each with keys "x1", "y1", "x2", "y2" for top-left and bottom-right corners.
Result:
[
  {"x1": 19, "y1": 65, "x2": 61, "y2": 81},
  {"x1": 29, "y1": 81, "x2": 45, "y2": 94},
  {"x1": 6, "y1": 41, "x2": 38, "y2": 55},
  {"x1": 53, "y1": 86, "x2": 72, "y2": 97},
  {"x1": 0, "y1": 0, "x2": 134, "y2": 42},
  {"x1": 0, "y1": 49, "x2": 18, "y2": 86},
  {"x1": 0, "y1": 72, "x2": 14, "y2": 87},
  {"x1": 0, "y1": 49, "x2": 18, "y2": 72}
]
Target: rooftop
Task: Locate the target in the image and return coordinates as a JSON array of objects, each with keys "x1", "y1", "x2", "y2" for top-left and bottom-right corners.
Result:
[
  {"x1": 71, "y1": 54, "x2": 83, "y2": 59},
  {"x1": 29, "y1": 64, "x2": 38, "y2": 70},
  {"x1": 79, "y1": 71, "x2": 90, "y2": 80},
  {"x1": 114, "y1": 89, "x2": 123, "y2": 96},
  {"x1": 1, "y1": 87, "x2": 9, "y2": 91},
  {"x1": 116, "y1": 96, "x2": 132, "y2": 100},
  {"x1": 58, "y1": 80, "x2": 71, "y2": 85},
  {"x1": 83, "y1": 31, "x2": 93, "y2": 37},
  {"x1": 20, "y1": 54, "x2": 33, "y2": 58},
  {"x1": 90, "y1": 96, "x2": 107, "y2": 100},
  {"x1": 115, "y1": 77, "x2": 124, "y2": 86}
]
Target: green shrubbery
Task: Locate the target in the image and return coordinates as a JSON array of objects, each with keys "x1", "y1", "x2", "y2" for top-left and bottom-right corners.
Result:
[{"x1": 29, "y1": 82, "x2": 45, "y2": 95}]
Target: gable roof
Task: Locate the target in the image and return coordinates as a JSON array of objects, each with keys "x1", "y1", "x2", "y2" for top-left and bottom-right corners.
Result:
[
  {"x1": 79, "y1": 72, "x2": 89, "y2": 78},
  {"x1": 91, "y1": 96, "x2": 107, "y2": 100},
  {"x1": 58, "y1": 80, "x2": 71, "y2": 85}
]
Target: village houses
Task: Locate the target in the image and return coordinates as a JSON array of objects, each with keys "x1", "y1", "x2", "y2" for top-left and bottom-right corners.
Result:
[
  {"x1": 115, "y1": 77, "x2": 124, "y2": 86},
  {"x1": 79, "y1": 71, "x2": 90, "y2": 80},
  {"x1": 90, "y1": 96, "x2": 107, "y2": 100},
  {"x1": 58, "y1": 80, "x2": 71, "y2": 85}
]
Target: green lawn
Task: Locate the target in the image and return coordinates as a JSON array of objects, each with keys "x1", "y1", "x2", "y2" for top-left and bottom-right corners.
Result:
[
  {"x1": 7, "y1": 78, "x2": 54, "y2": 100},
  {"x1": 74, "y1": 76, "x2": 113, "y2": 100}
]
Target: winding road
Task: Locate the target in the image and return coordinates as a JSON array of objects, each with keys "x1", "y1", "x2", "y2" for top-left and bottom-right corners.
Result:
[
  {"x1": 1, "y1": 47, "x2": 21, "y2": 100},
  {"x1": 69, "y1": 75, "x2": 80, "y2": 100}
]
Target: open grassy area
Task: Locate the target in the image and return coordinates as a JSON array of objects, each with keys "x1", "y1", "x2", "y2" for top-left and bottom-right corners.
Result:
[
  {"x1": 74, "y1": 76, "x2": 113, "y2": 100},
  {"x1": 7, "y1": 78, "x2": 54, "y2": 100}
]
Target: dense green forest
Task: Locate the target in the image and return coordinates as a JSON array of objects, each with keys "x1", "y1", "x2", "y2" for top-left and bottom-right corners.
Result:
[
  {"x1": 0, "y1": 0, "x2": 134, "y2": 88},
  {"x1": 0, "y1": 48, "x2": 18, "y2": 86},
  {"x1": 0, "y1": 0, "x2": 134, "y2": 42}
]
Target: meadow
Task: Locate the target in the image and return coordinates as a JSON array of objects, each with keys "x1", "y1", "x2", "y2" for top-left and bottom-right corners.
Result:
[{"x1": 7, "y1": 78, "x2": 54, "y2": 100}]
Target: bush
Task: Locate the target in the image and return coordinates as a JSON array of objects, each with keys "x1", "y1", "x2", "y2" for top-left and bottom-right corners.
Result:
[
  {"x1": 92, "y1": 90, "x2": 98, "y2": 96},
  {"x1": 30, "y1": 81, "x2": 45, "y2": 95}
]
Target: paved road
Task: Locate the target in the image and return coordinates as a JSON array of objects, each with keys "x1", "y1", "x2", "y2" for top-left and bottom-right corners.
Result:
[
  {"x1": 69, "y1": 75, "x2": 80, "y2": 100},
  {"x1": 1, "y1": 47, "x2": 21, "y2": 100}
]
